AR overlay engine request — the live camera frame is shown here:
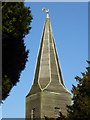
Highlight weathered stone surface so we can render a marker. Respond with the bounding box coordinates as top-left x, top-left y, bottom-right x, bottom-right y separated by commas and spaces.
26, 91, 71, 118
